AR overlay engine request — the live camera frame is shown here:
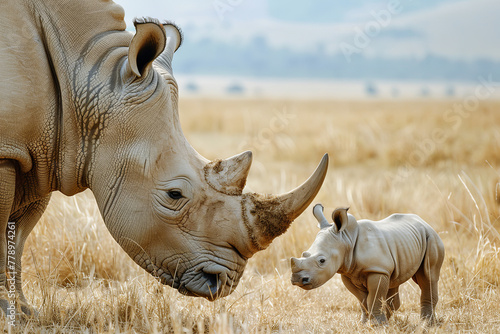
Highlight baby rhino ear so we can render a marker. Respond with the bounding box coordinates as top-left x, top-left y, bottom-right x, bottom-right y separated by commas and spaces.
313, 203, 331, 229
332, 207, 349, 233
